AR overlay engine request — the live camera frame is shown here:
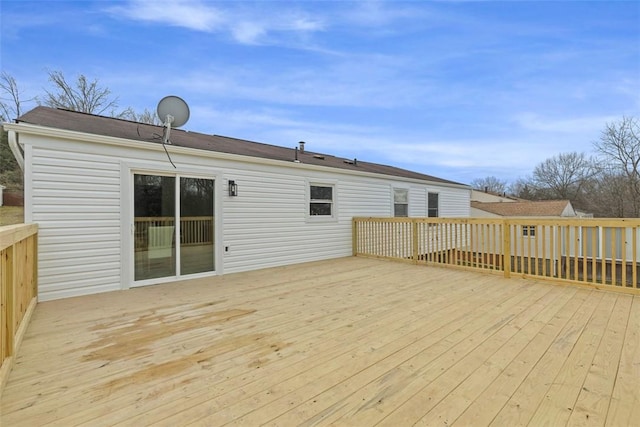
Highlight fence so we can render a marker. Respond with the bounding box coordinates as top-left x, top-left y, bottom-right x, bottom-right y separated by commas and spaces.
353, 217, 640, 294
0, 224, 38, 396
